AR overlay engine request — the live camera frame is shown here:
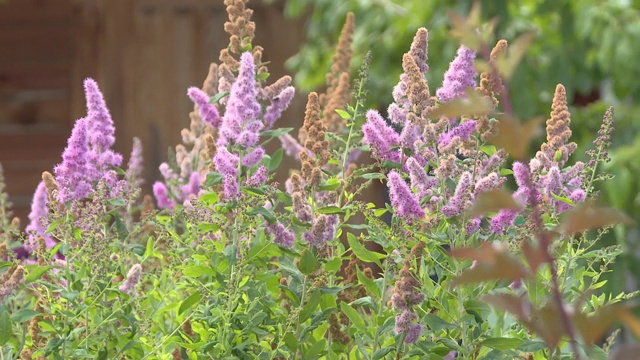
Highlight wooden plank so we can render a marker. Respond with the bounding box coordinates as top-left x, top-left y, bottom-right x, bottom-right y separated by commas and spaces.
0, 60, 70, 90
0, 90, 70, 126
0, 132, 68, 162
0, 0, 71, 24
0, 24, 71, 62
